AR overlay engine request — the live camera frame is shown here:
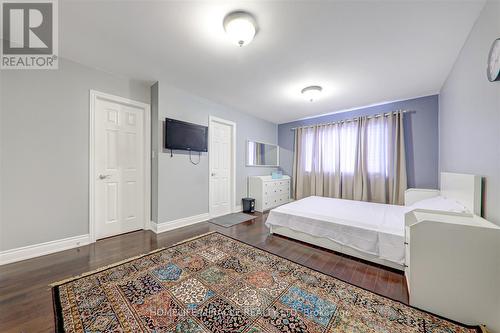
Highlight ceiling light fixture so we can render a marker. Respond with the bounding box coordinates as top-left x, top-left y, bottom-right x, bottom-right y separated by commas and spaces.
223, 11, 257, 47
301, 85, 323, 102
